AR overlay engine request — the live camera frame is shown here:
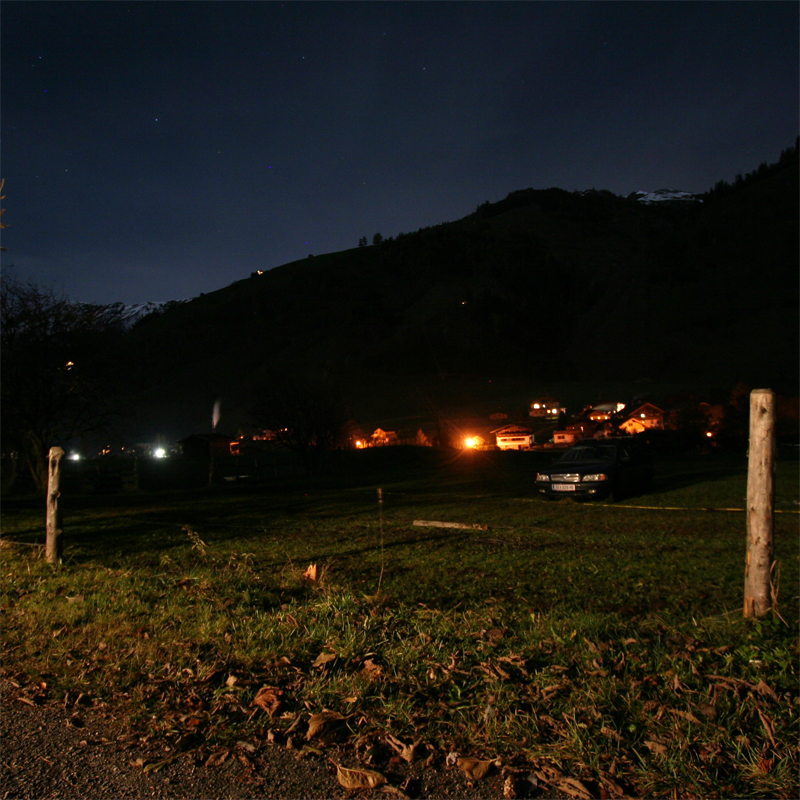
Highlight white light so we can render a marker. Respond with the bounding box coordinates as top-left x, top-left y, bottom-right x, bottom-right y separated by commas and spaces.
68, 453, 81, 461
465, 437, 477, 448
154, 448, 166, 459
